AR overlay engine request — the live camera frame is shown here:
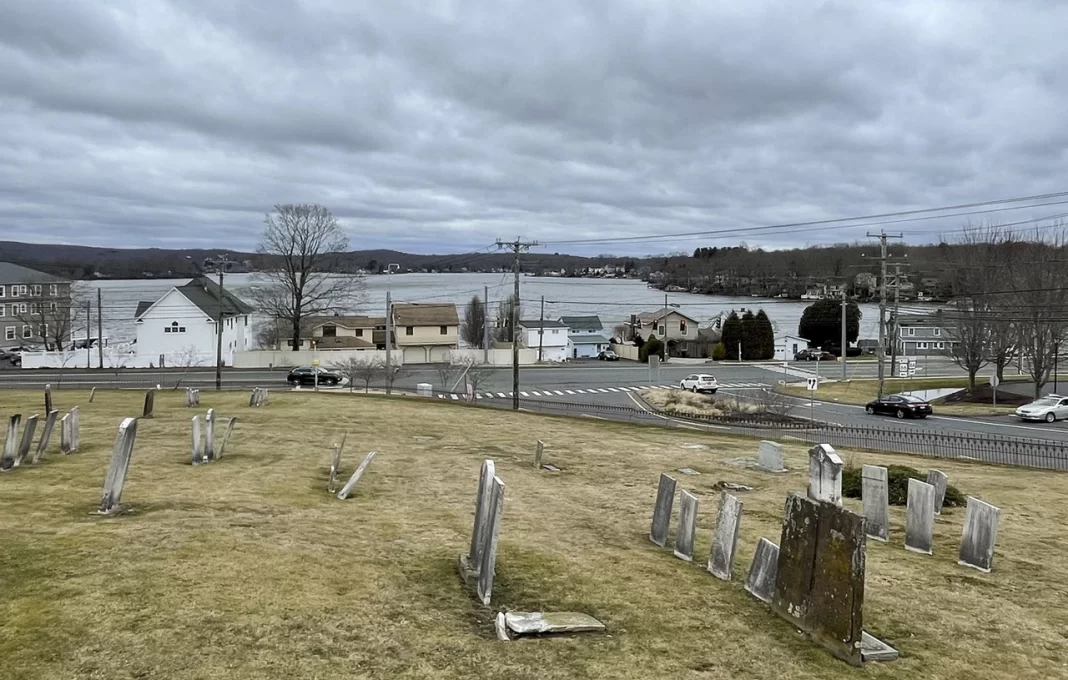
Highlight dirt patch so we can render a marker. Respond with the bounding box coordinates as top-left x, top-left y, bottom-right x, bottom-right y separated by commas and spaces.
939, 385, 1031, 406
